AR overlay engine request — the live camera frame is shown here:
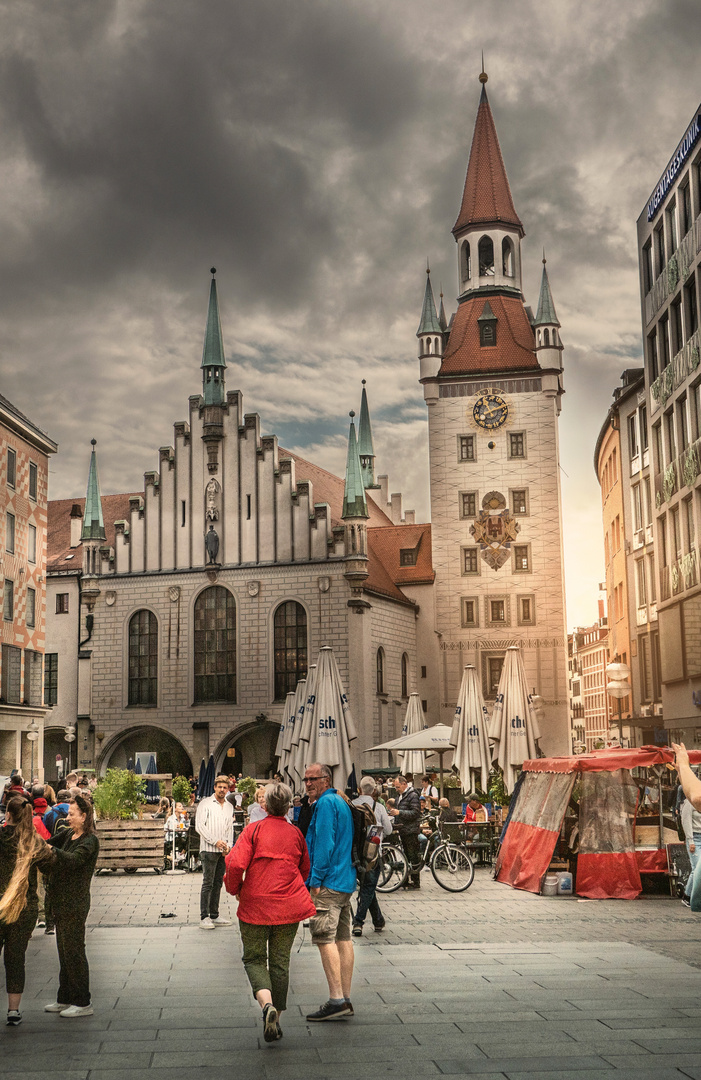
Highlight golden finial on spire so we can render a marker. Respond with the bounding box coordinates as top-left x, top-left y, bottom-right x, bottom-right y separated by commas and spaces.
479, 52, 488, 84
